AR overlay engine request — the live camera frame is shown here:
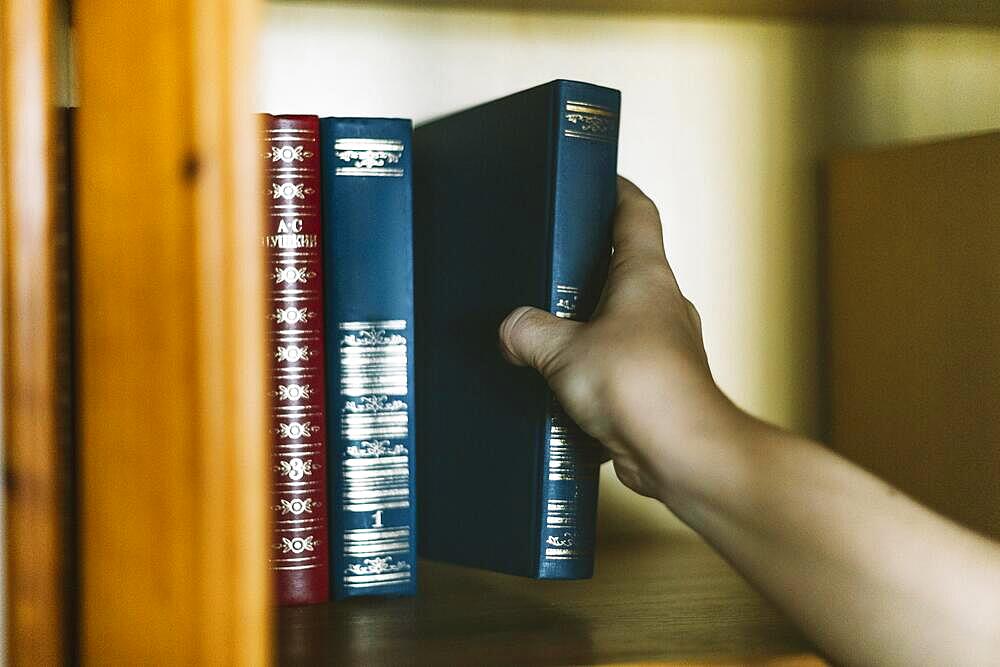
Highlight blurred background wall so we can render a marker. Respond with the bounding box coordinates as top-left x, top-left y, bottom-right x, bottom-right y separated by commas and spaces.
259, 2, 1000, 539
